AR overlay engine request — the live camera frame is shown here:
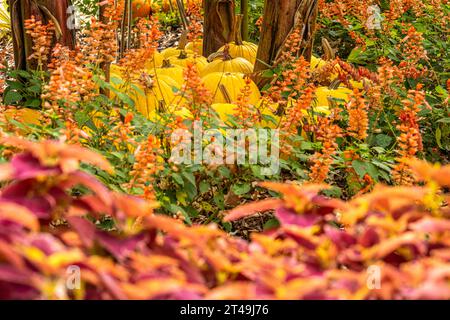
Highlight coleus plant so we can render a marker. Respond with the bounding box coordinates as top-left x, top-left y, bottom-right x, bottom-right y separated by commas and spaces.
0, 136, 448, 300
